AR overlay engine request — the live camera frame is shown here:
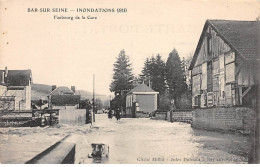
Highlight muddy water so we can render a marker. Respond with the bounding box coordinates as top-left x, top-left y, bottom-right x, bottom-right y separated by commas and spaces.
0, 124, 91, 163
76, 114, 250, 164
0, 114, 251, 164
